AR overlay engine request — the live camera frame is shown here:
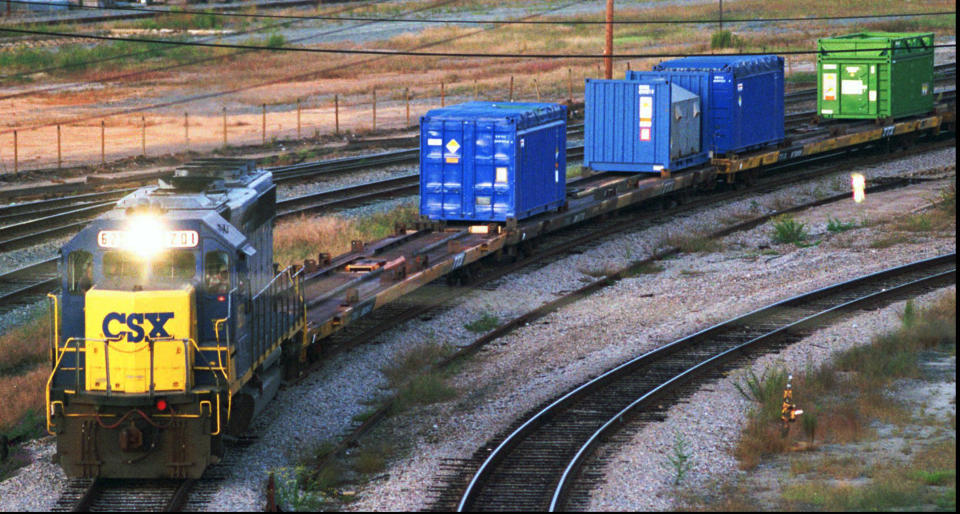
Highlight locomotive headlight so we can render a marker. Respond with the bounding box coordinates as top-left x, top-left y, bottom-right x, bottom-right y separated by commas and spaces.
126, 214, 166, 258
